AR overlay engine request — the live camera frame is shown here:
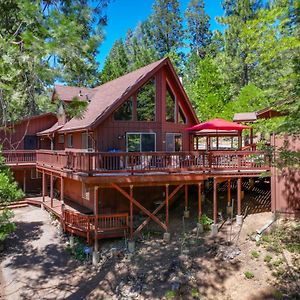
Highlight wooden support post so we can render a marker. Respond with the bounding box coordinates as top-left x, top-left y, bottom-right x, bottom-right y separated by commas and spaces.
250, 128, 254, 146
94, 187, 99, 252
237, 178, 242, 215
213, 178, 218, 224
130, 185, 133, 240
185, 185, 188, 211
238, 133, 242, 149
42, 171, 45, 202
60, 176, 64, 203
165, 184, 169, 231
227, 179, 231, 206
198, 182, 202, 220
50, 173, 53, 208
23, 170, 26, 194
